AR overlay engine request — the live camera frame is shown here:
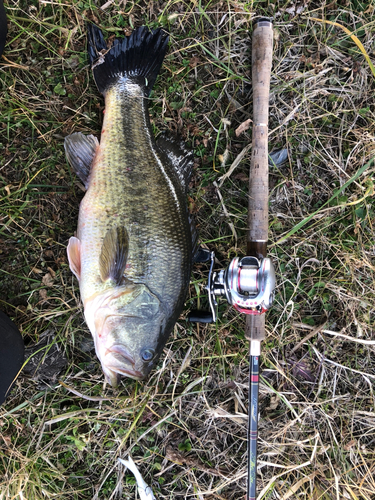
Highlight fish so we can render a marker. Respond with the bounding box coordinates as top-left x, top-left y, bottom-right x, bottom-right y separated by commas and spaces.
64, 24, 196, 386
118, 456, 156, 500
